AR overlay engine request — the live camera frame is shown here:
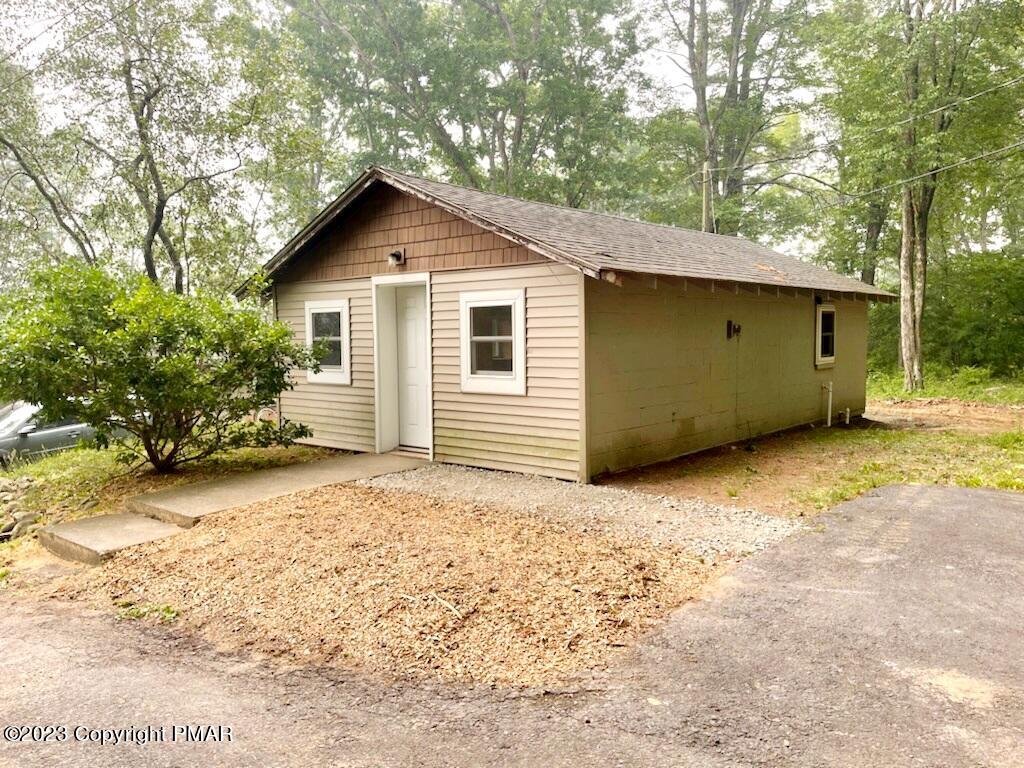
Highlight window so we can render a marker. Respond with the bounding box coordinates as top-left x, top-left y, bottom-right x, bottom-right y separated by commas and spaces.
459, 289, 526, 395
305, 299, 351, 384
816, 303, 836, 367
